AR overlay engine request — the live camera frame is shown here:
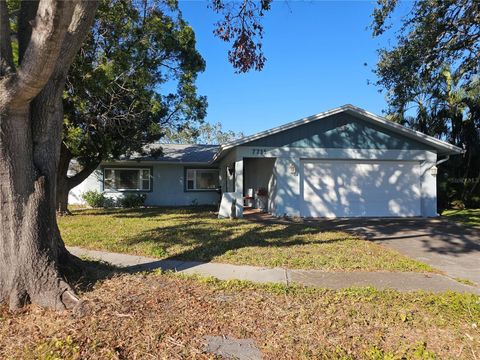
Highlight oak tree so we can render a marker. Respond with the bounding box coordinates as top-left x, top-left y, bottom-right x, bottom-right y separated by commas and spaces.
0, 0, 100, 311
57, 0, 207, 214
0, 0, 271, 311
